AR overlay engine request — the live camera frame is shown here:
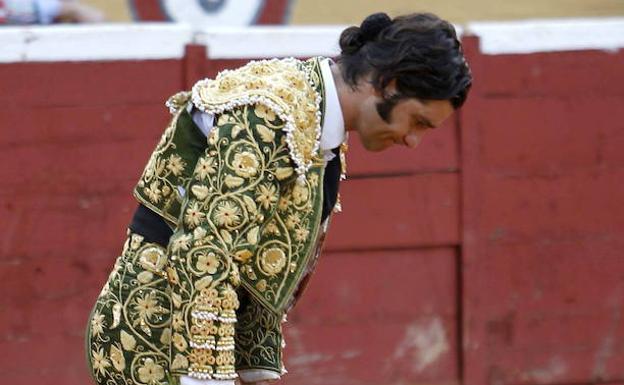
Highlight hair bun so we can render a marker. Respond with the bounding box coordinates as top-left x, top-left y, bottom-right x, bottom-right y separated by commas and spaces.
360, 12, 392, 41
339, 12, 392, 55
339, 26, 365, 55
